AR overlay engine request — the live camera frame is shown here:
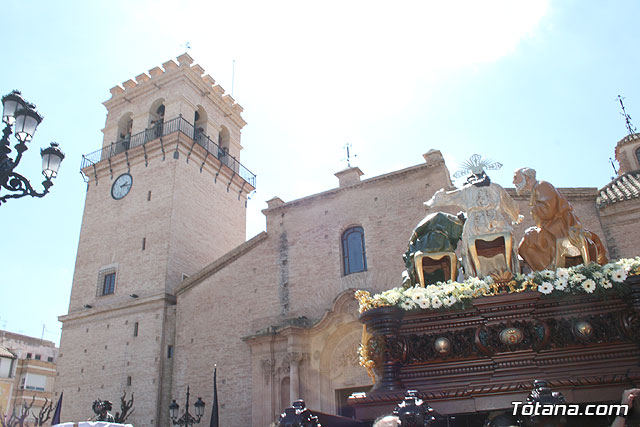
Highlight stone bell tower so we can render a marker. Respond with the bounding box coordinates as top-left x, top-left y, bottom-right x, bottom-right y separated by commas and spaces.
56, 54, 255, 426
597, 132, 640, 260
615, 132, 640, 174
